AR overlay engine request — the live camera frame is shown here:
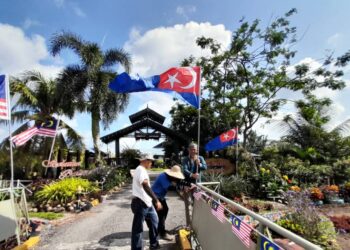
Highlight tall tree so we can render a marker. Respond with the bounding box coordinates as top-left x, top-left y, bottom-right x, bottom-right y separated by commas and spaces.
6, 71, 83, 147
0, 71, 83, 177
182, 9, 349, 147
50, 31, 131, 160
281, 94, 350, 164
